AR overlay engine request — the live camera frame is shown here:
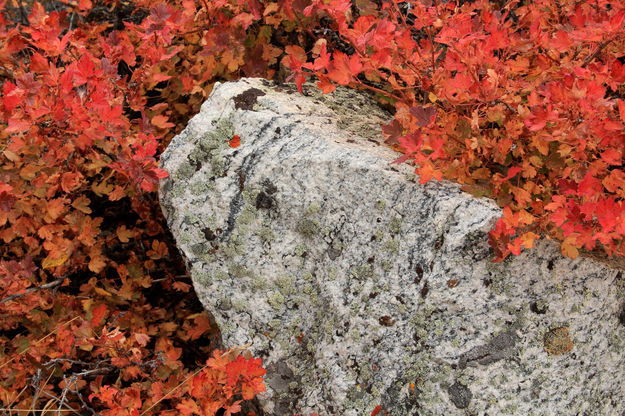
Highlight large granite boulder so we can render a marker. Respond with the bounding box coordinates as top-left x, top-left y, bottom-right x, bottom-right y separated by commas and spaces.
159, 78, 625, 416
